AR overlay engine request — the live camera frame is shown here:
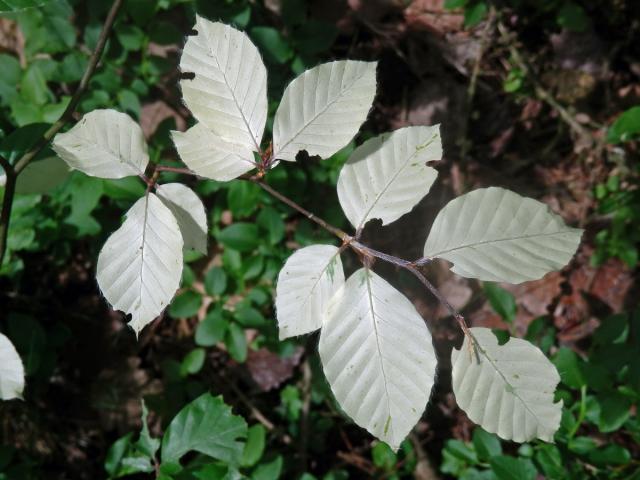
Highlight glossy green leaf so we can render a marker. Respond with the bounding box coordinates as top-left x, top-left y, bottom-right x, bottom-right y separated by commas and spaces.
161, 393, 247, 465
